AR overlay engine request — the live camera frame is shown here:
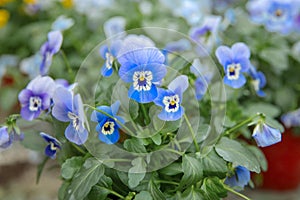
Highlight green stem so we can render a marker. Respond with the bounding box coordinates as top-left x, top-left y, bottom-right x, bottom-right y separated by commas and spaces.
60, 50, 74, 80
165, 148, 184, 156
224, 113, 264, 136
184, 114, 200, 152
84, 104, 136, 136
223, 184, 252, 200
103, 158, 132, 162
95, 185, 125, 199
140, 104, 150, 125
71, 142, 86, 155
